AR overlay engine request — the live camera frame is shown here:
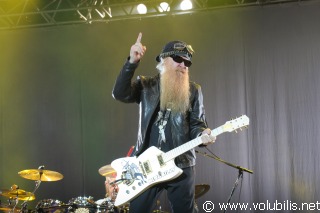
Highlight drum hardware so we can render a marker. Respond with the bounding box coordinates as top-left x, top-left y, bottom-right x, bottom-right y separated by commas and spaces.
16, 165, 64, 213
18, 166, 64, 182
0, 204, 21, 213
18, 166, 63, 210
67, 196, 98, 213
35, 199, 69, 213
195, 184, 210, 199
0, 199, 21, 212
94, 197, 115, 213
0, 188, 35, 201
0, 184, 35, 213
34, 196, 122, 213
